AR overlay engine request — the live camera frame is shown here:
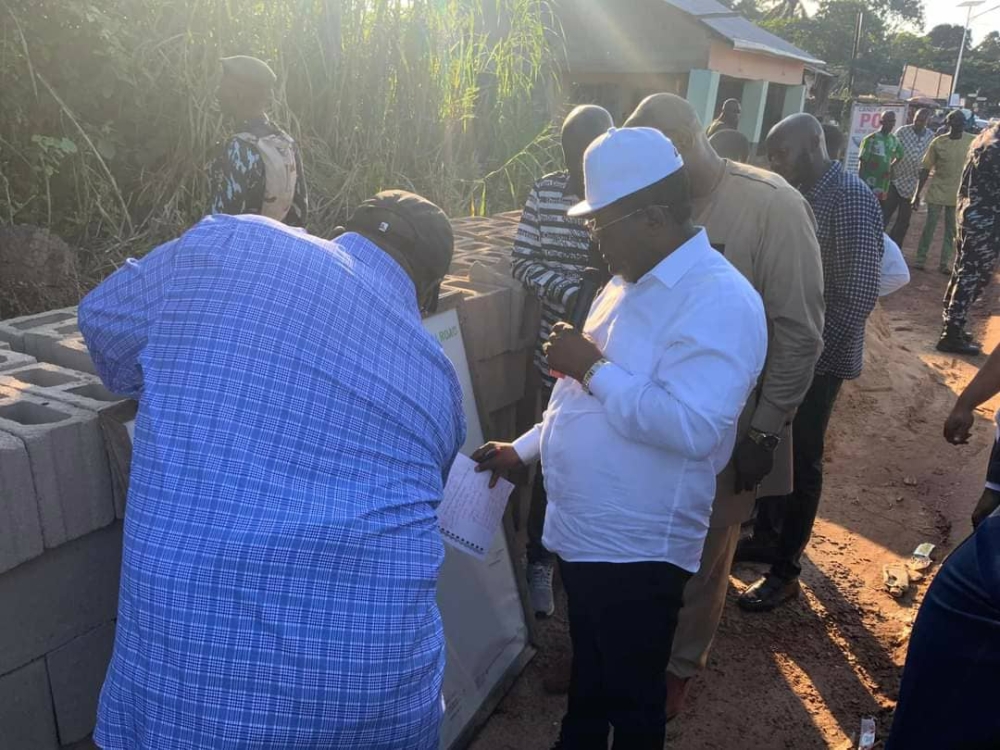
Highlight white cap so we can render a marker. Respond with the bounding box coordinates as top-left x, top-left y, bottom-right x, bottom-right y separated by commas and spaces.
567, 127, 685, 218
